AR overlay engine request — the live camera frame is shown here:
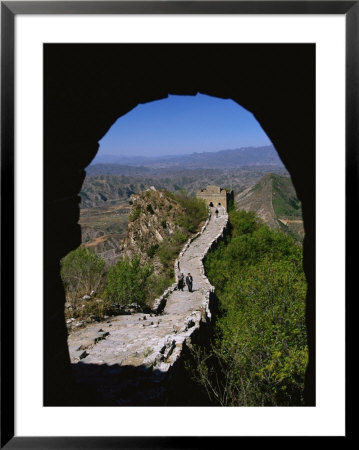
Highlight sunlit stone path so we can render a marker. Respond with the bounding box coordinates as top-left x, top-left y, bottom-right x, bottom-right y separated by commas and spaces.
68, 206, 228, 405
